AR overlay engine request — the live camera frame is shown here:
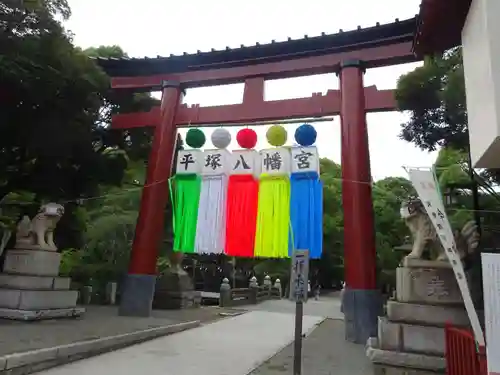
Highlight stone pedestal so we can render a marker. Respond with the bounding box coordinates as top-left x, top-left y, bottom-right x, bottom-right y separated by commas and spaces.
366, 259, 470, 374
0, 249, 84, 320
153, 269, 201, 309
152, 253, 200, 310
